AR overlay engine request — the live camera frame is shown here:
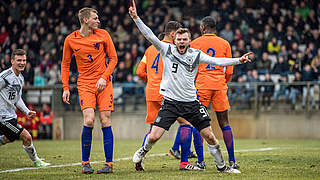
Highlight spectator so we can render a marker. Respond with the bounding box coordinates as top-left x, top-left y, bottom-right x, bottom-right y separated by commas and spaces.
289, 71, 303, 110
273, 74, 290, 105
283, 26, 299, 49
0, 0, 25, 22
267, 37, 281, 55
220, 23, 233, 43
33, 71, 45, 87
257, 52, 272, 74
272, 56, 289, 74
232, 28, 242, 46
301, 24, 313, 44
47, 64, 60, 85
39, 103, 53, 139
40, 33, 55, 54
311, 29, 320, 49
0, 0, 319, 95
301, 64, 316, 109
228, 75, 246, 106
0, 25, 9, 45
22, 62, 34, 86
311, 49, 320, 74
241, 70, 260, 109
64, 74, 78, 111
278, 45, 288, 60
261, 73, 274, 110
274, 23, 285, 43
249, 38, 262, 63
239, 20, 249, 36
306, 10, 319, 30
114, 61, 129, 83
264, 24, 274, 42
295, 1, 309, 20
